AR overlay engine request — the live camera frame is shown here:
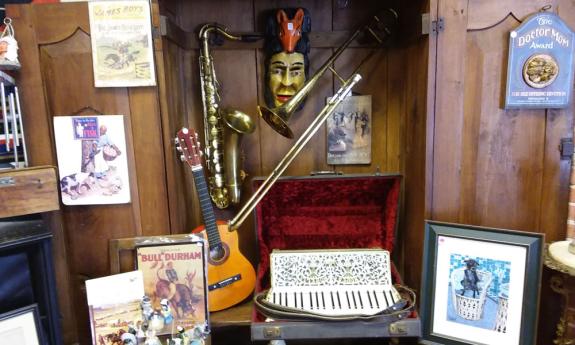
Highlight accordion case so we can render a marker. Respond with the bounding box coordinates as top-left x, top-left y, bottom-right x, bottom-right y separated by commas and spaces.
251, 173, 421, 340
